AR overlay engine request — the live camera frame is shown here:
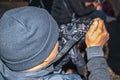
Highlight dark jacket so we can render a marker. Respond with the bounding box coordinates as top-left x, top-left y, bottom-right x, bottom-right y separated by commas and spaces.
29, 0, 54, 13
0, 47, 110, 80
51, 0, 95, 24
107, 14, 120, 75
